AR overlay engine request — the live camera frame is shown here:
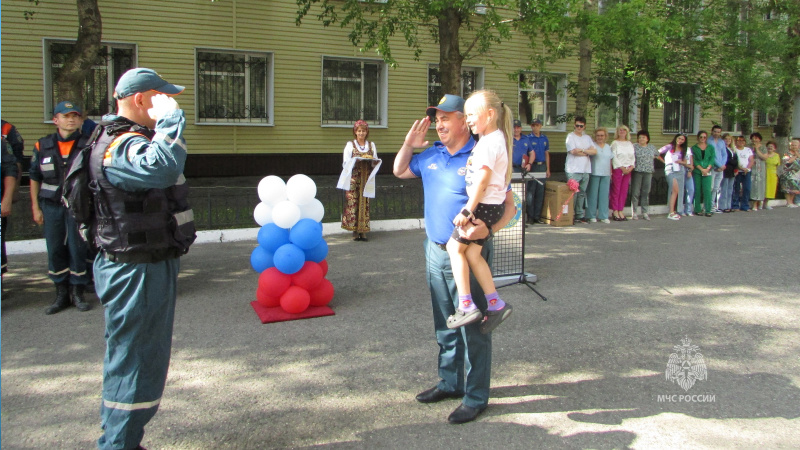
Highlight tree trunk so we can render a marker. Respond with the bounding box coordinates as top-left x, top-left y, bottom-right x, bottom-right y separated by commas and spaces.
619, 89, 631, 128
574, 2, 594, 118
54, 0, 102, 111
438, 8, 463, 97
640, 88, 651, 132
